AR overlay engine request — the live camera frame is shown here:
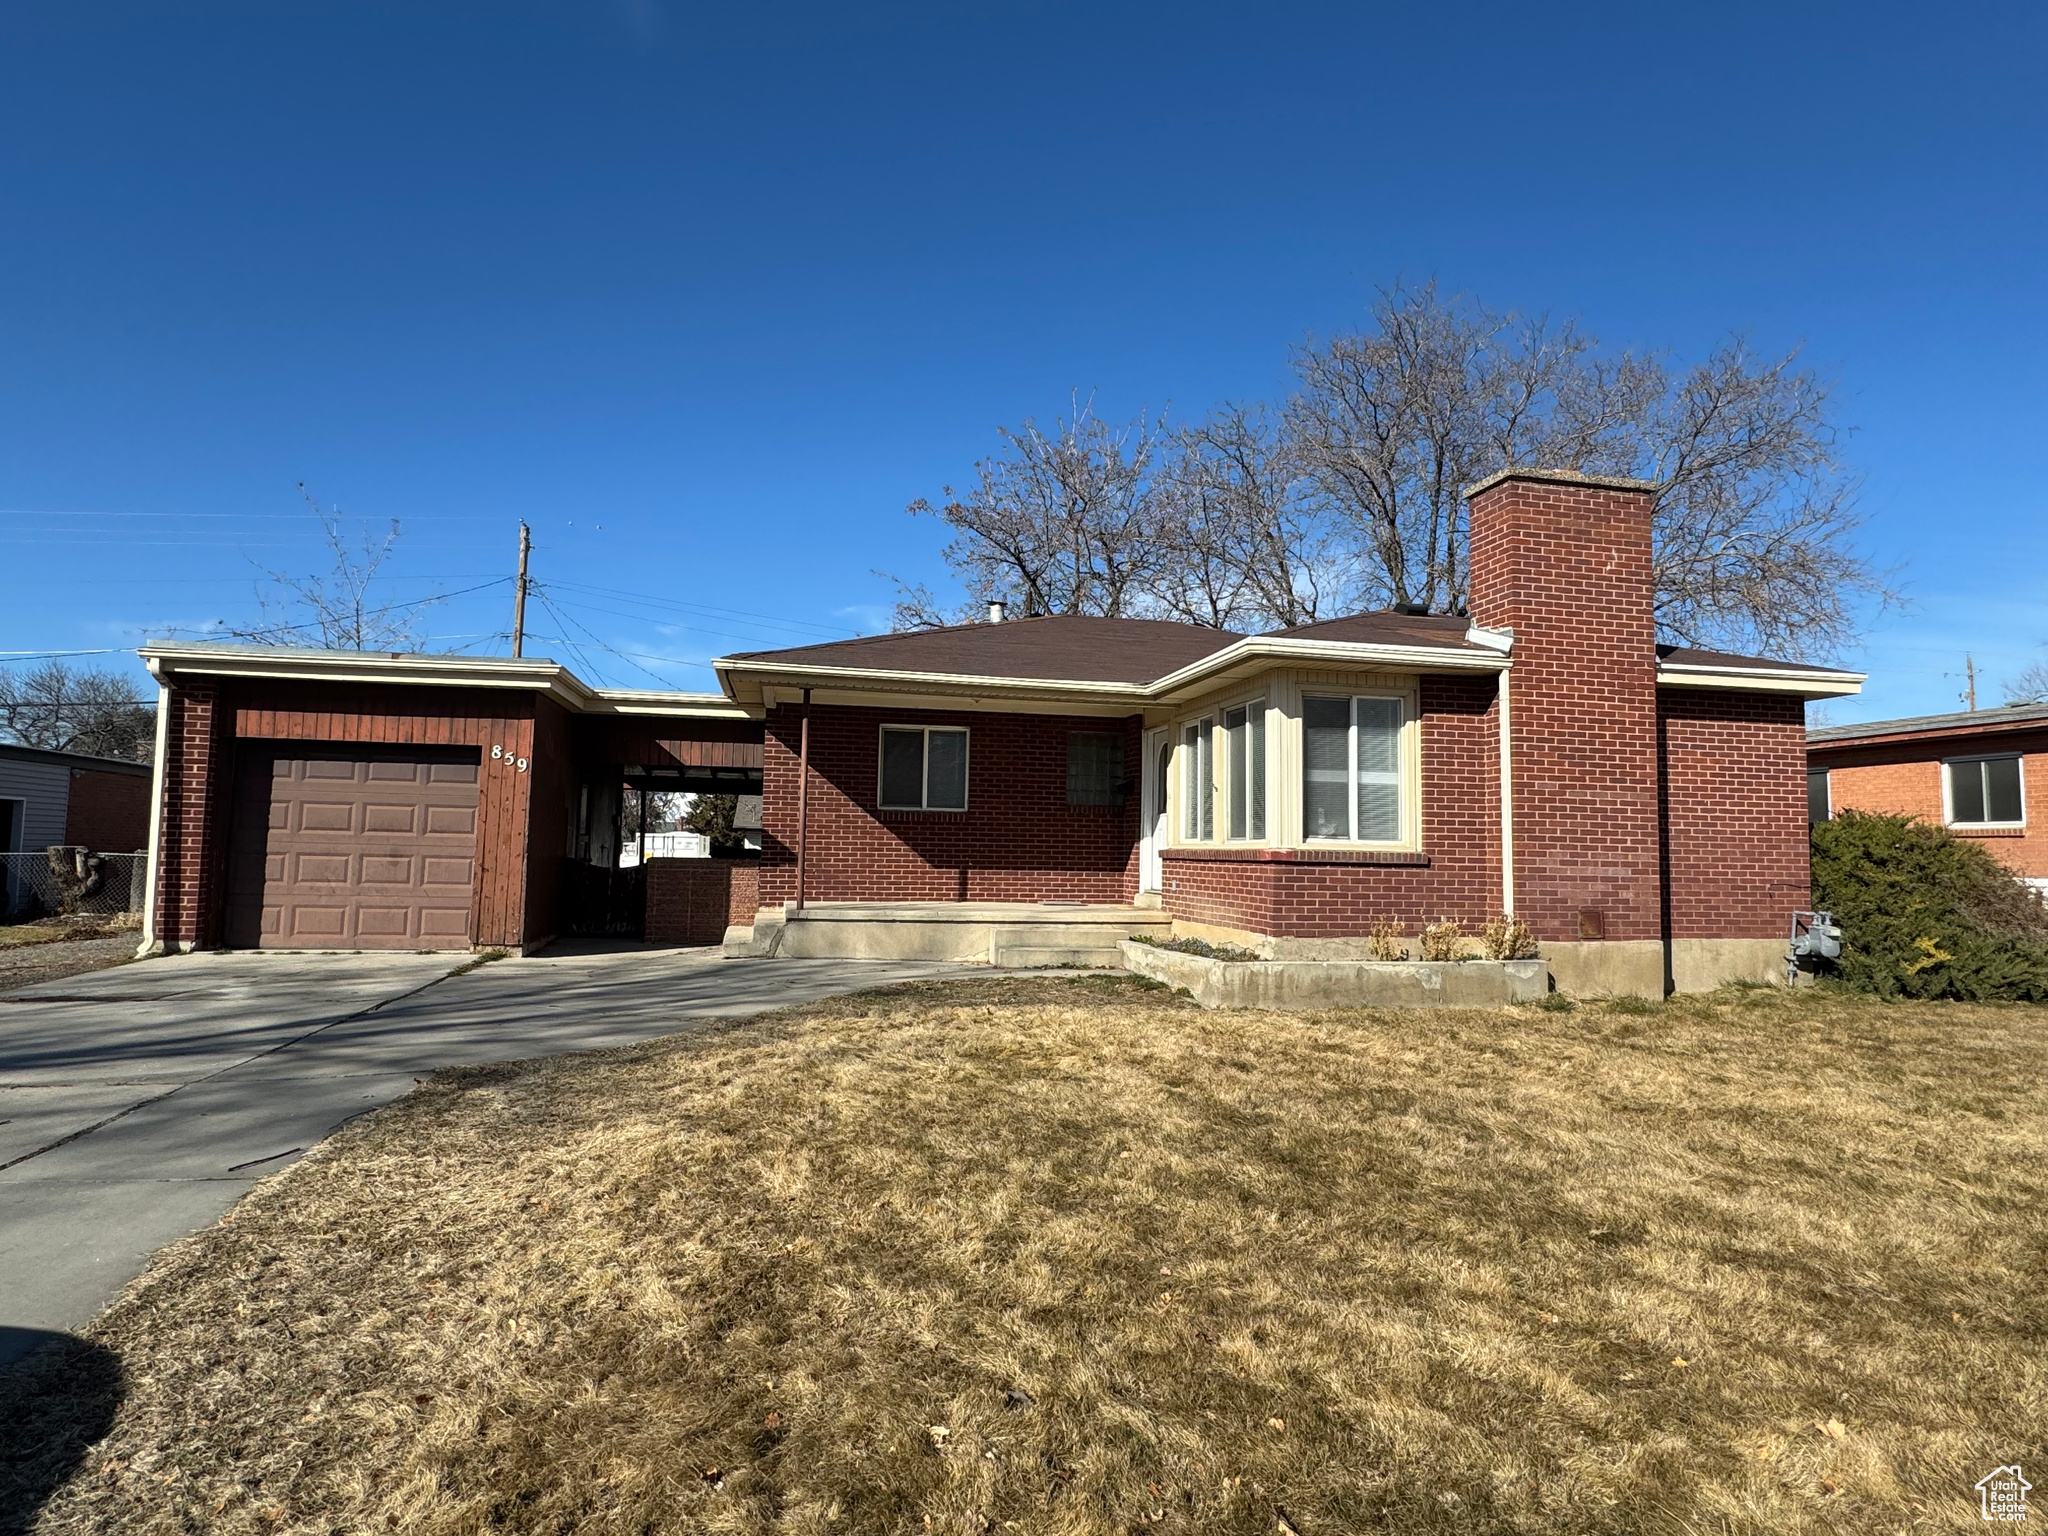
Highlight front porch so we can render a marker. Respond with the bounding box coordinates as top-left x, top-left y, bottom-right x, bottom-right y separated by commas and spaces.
737, 900, 1173, 967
